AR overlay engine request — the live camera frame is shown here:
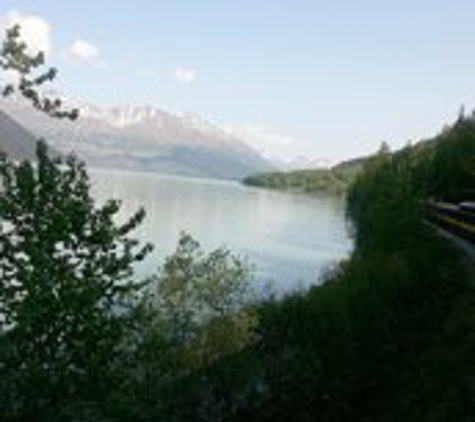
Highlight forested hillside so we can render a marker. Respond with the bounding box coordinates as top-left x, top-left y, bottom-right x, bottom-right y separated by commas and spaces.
242, 155, 366, 194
